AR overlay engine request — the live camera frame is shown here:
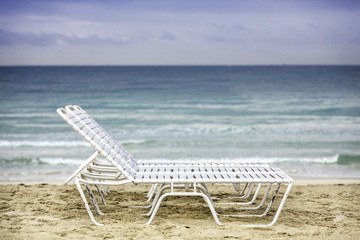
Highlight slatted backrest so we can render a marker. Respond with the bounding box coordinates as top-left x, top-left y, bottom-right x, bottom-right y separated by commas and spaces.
57, 105, 138, 181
